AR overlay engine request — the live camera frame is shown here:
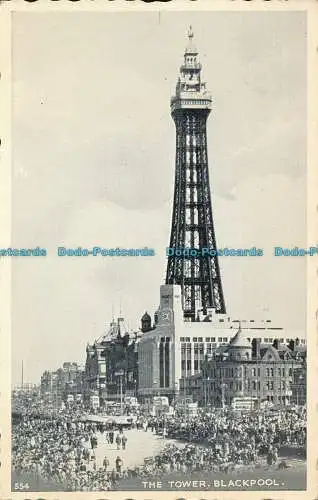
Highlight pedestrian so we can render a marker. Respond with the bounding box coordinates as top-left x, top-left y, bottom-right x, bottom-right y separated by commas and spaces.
109, 429, 114, 445
115, 456, 123, 474
115, 433, 121, 450
122, 434, 127, 450
103, 455, 110, 471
